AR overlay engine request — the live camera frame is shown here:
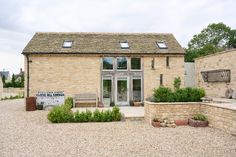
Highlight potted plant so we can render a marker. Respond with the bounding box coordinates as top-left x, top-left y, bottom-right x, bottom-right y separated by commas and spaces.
189, 113, 208, 127
36, 104, 44, 110
133, 100, 142, 107
174, 119, 188, 126
151, 118, 161, 127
